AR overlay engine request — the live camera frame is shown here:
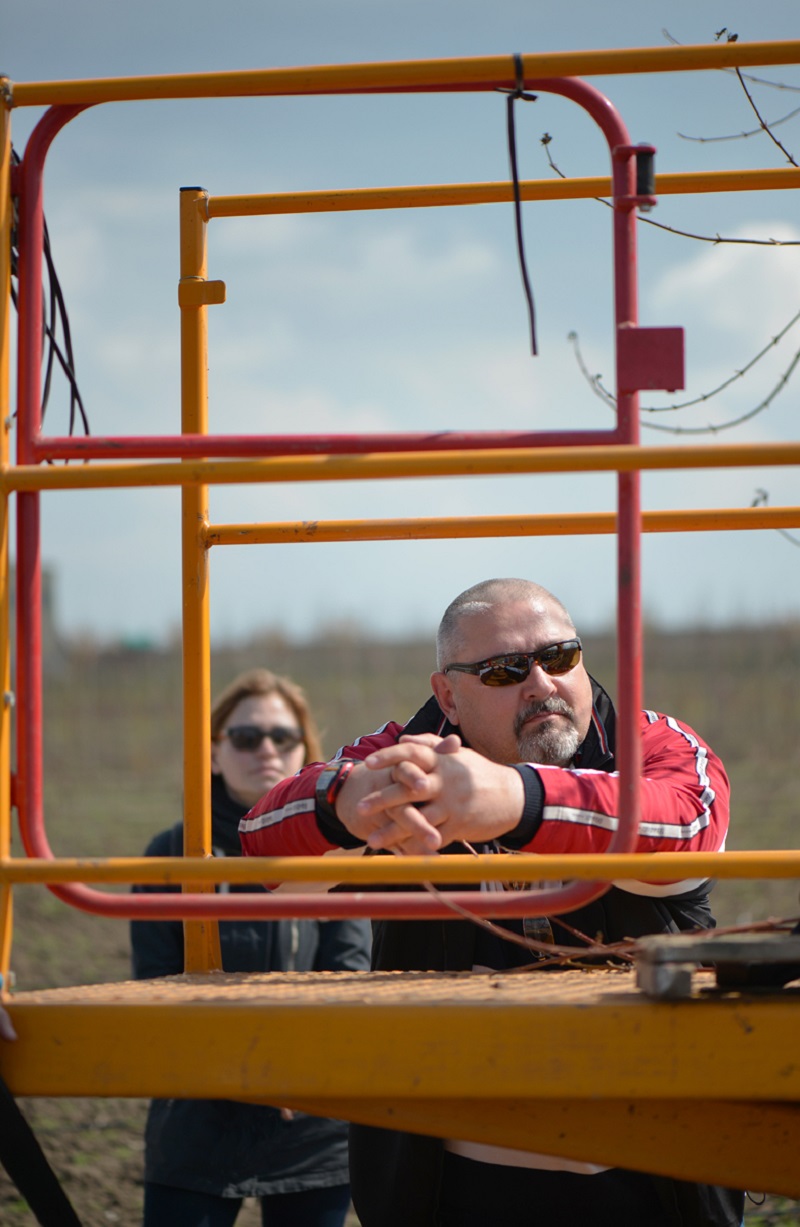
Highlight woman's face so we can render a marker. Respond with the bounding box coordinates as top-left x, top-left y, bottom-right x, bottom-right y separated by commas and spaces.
211, 692, 306, 808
